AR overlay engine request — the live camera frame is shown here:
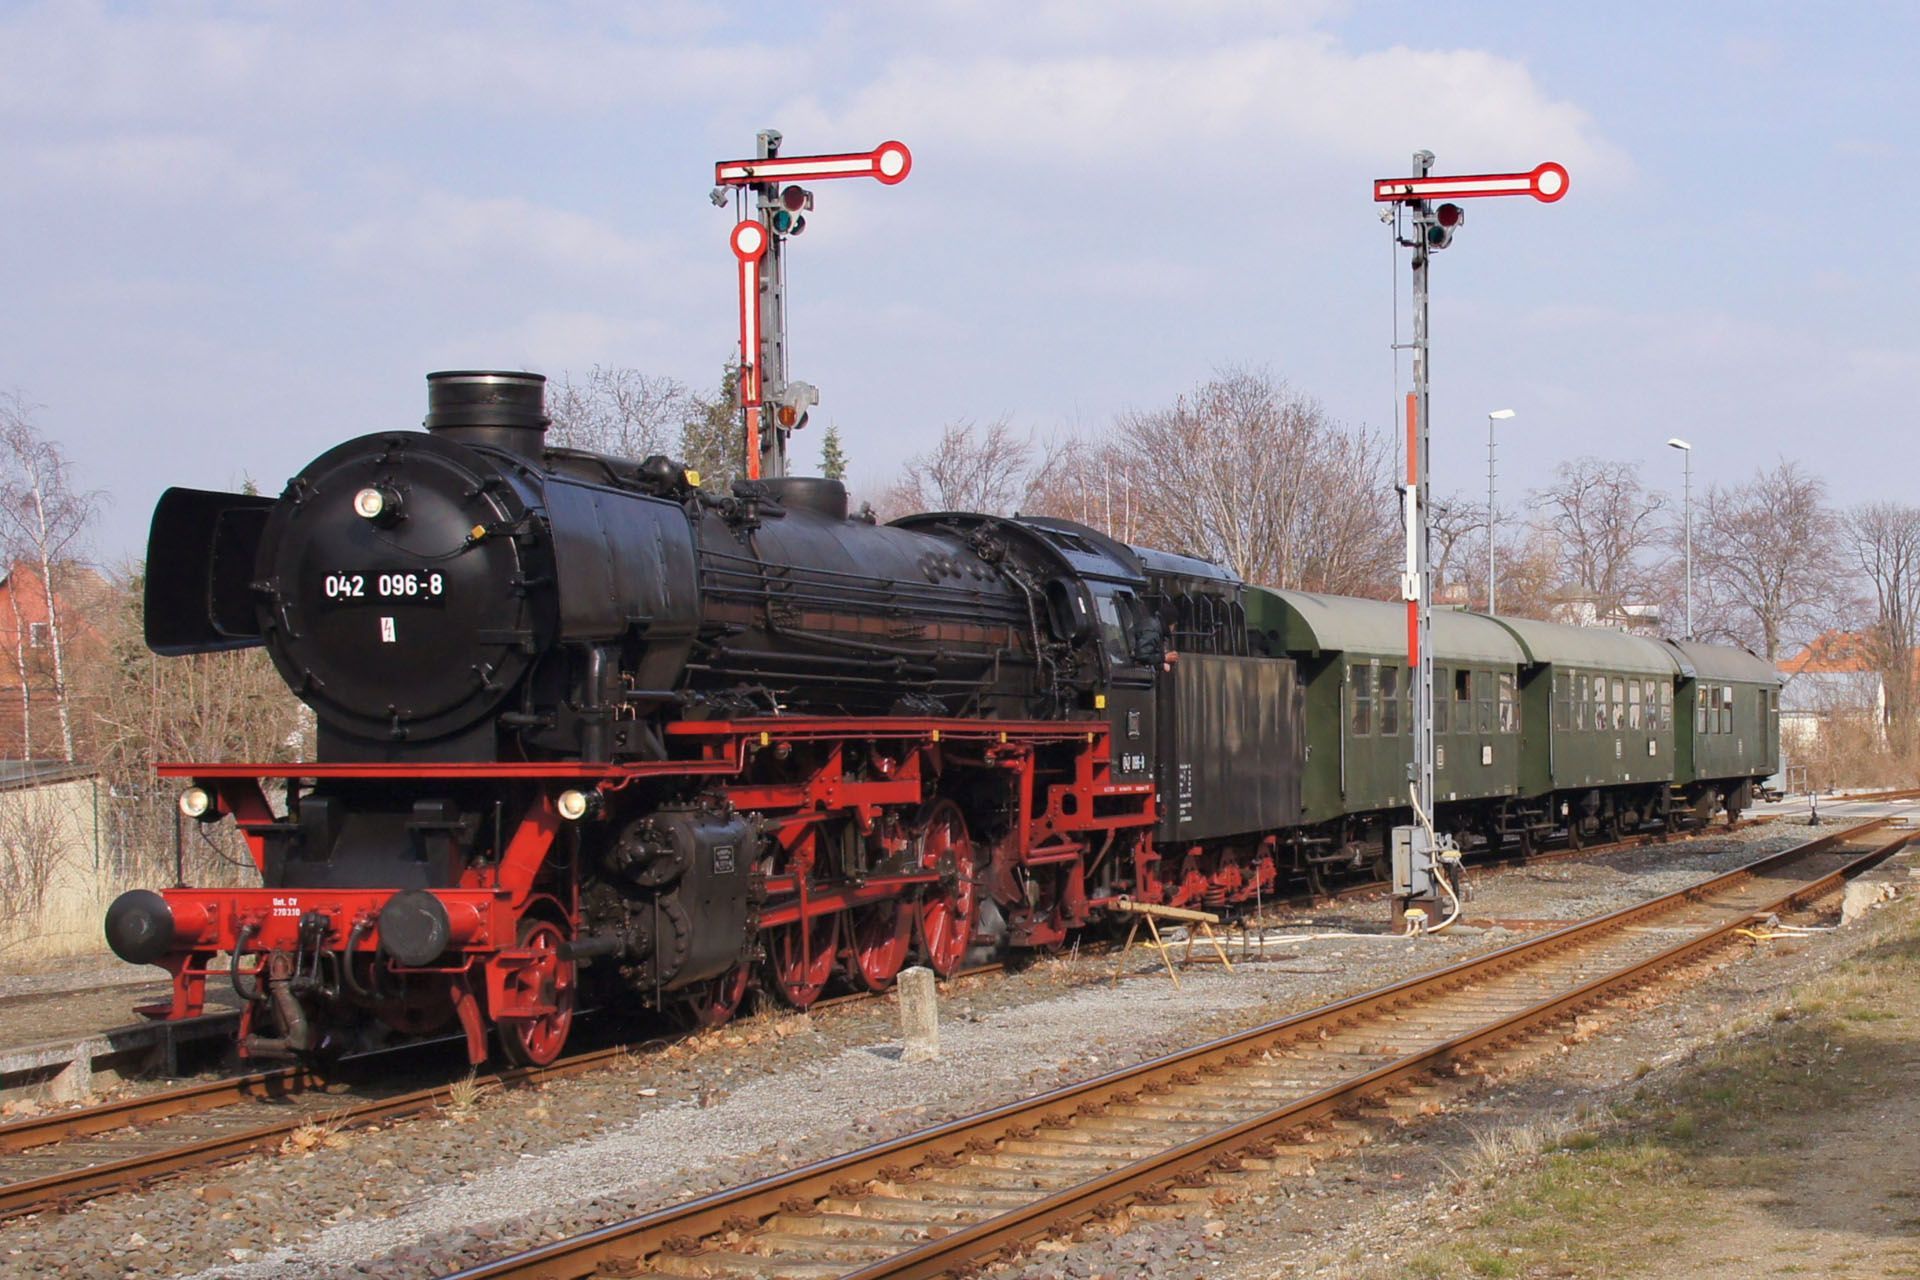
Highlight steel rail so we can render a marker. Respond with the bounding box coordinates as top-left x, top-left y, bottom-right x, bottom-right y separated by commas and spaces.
438, 818, 1907, 1280
0, 1045, 631, 1220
